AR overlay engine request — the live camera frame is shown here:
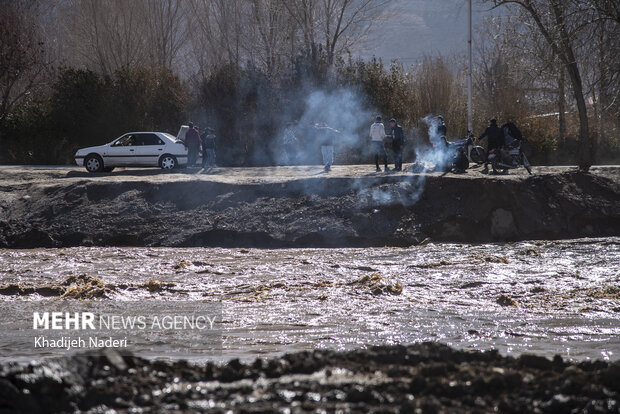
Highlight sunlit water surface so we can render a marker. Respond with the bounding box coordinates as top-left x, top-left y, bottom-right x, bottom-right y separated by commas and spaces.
1, 238, 619, 364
